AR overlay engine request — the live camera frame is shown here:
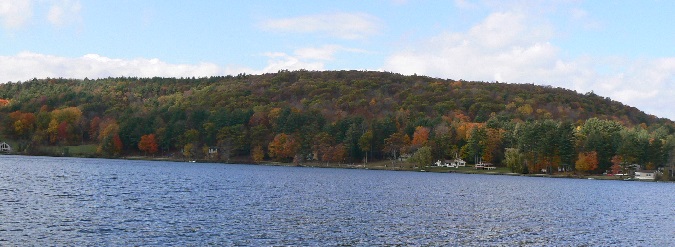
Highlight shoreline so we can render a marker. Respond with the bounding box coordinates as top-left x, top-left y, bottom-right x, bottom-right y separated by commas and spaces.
127, 155, 635, 181
1, 153, 655, 181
